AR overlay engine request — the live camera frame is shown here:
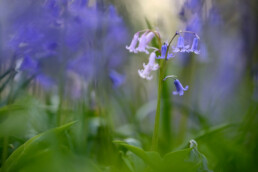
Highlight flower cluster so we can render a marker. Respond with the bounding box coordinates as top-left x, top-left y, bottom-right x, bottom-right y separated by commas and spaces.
126, 30, 200, 96
126, 31, 155, 54
173, 35, 200, 54
1, 0, 128, 95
